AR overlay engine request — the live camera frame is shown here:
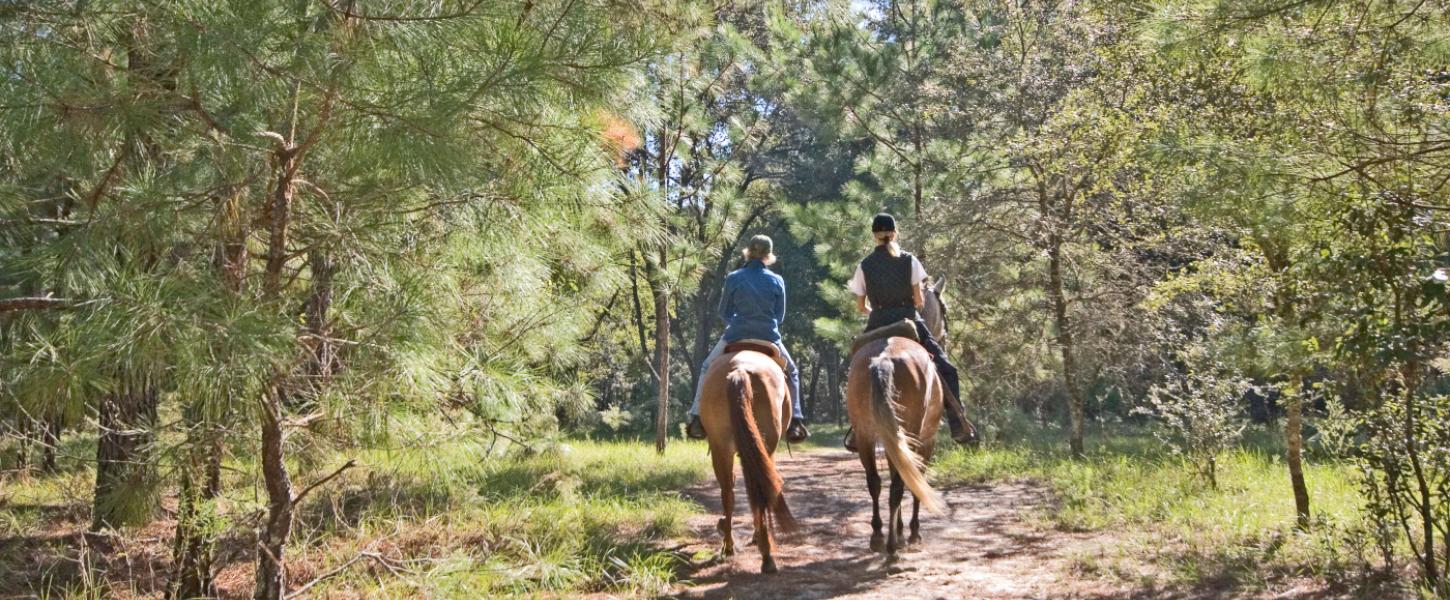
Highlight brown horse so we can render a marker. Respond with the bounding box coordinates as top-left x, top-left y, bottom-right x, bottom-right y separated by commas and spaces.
698, 343, 798, 573
846, 333, 947, 556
